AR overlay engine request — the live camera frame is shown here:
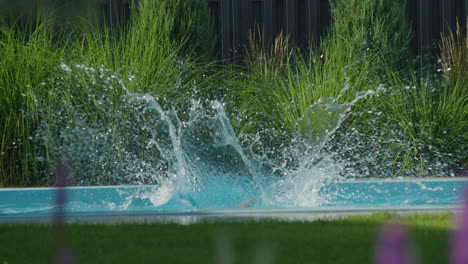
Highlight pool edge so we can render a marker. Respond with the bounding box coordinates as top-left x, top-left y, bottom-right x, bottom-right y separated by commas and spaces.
0, 205, 461, 224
